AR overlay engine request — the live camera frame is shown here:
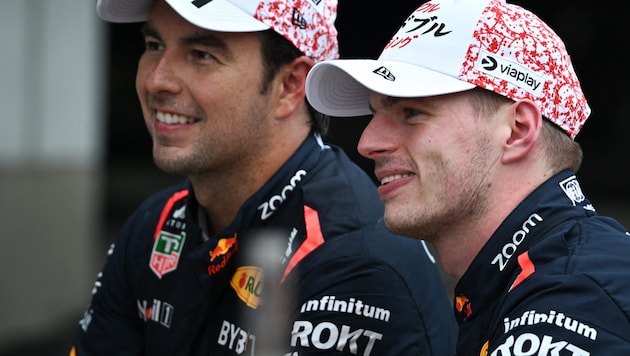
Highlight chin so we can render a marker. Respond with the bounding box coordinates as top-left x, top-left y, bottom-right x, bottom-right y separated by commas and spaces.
153, 158, 187, 175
